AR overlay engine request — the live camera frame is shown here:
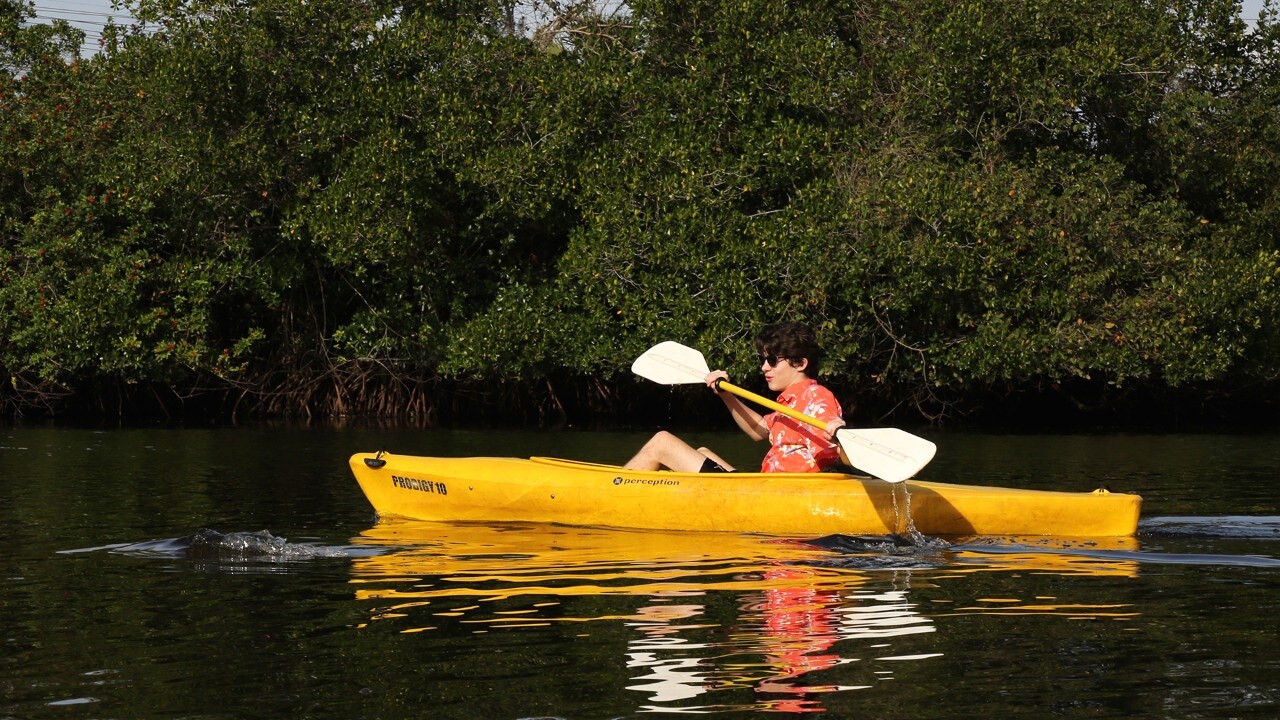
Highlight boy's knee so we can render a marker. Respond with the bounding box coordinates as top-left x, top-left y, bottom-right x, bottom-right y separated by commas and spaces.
637, 431, 673, 456
651, 430, 677, 446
